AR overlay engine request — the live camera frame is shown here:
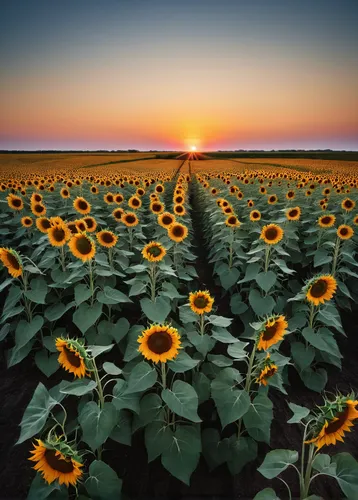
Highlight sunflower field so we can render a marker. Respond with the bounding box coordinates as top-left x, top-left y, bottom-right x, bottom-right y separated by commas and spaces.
1, 154, 358, 499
